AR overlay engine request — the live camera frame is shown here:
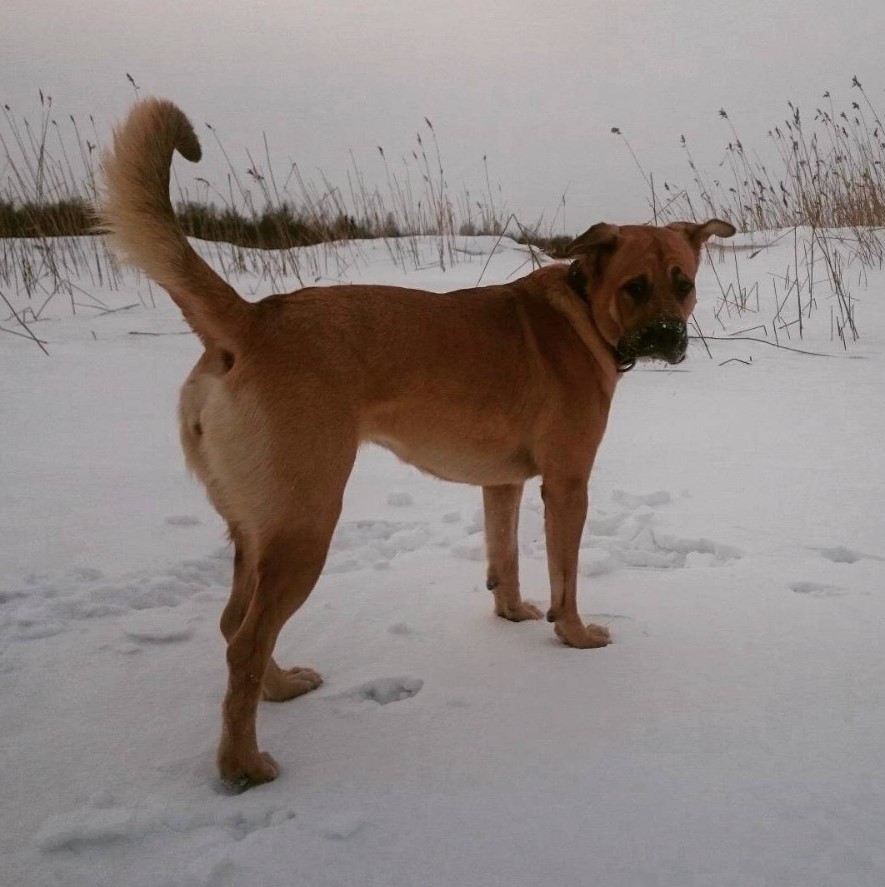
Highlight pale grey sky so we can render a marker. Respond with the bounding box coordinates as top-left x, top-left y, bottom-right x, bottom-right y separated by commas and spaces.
4, 0, 884, 230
